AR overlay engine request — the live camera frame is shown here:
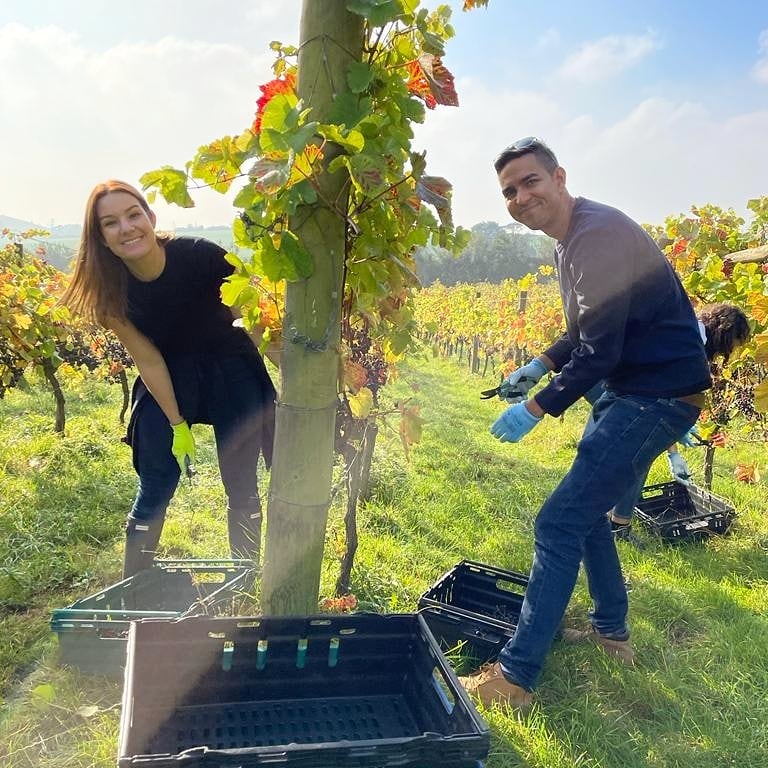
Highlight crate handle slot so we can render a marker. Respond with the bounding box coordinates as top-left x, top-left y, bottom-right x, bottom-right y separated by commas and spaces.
430, 666, 456, 714
296, 638, 308, 668
328, 636, 340, 667
222, 640, 234, 671
257, 639, 268, 670
236, 620, 261, 628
